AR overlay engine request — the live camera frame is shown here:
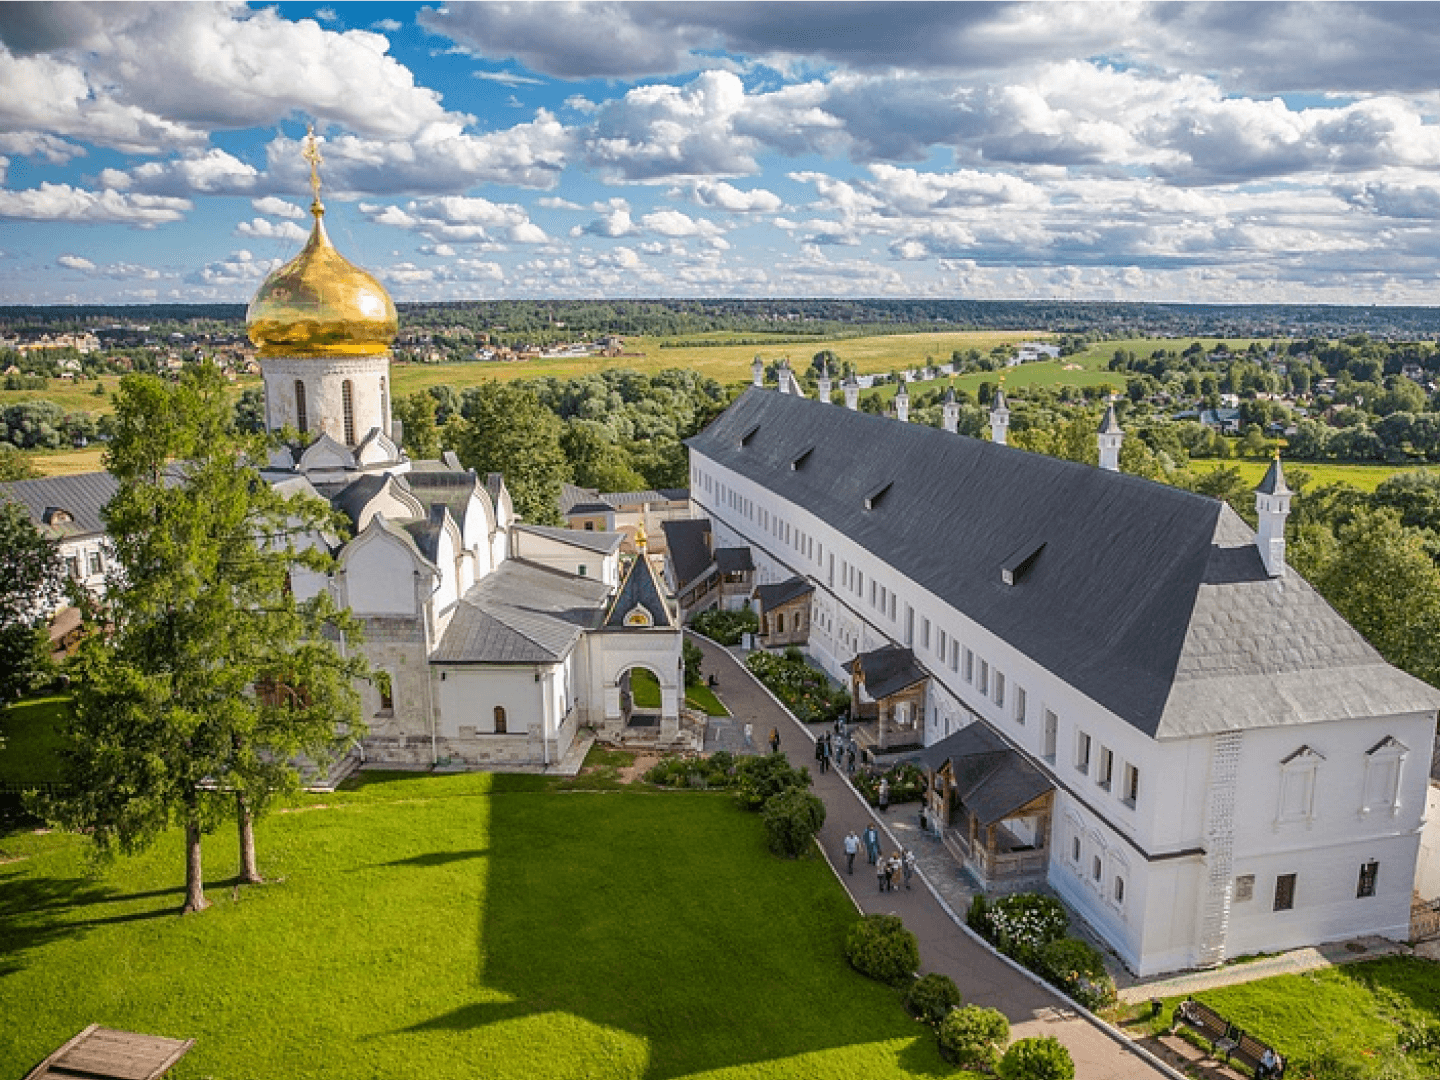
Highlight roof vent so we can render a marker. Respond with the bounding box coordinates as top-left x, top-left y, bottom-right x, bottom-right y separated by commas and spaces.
790, 446, 814, 471
863, 481, 893, 511
740, 422, 760, 447
1000, 539, 1045, 585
